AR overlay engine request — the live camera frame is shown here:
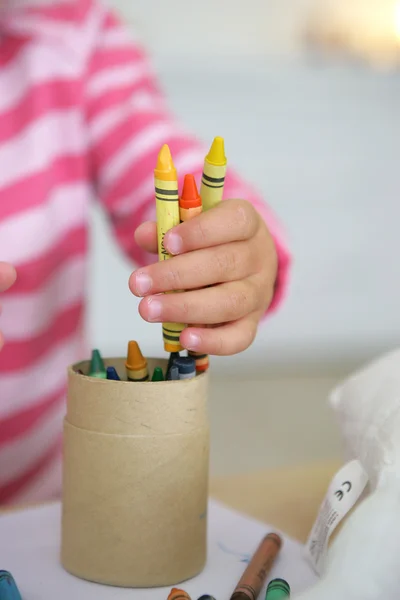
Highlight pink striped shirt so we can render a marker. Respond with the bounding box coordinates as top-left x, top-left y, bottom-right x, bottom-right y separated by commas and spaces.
0, 0, 291, 505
